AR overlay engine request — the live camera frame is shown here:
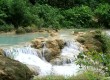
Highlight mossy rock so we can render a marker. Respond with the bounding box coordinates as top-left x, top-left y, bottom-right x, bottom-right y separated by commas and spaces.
16, 27, 26, 34
0, 49, 4, 56
76, 30, 103, 52
0, 56, 33, 80
77, 37, 86, 44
